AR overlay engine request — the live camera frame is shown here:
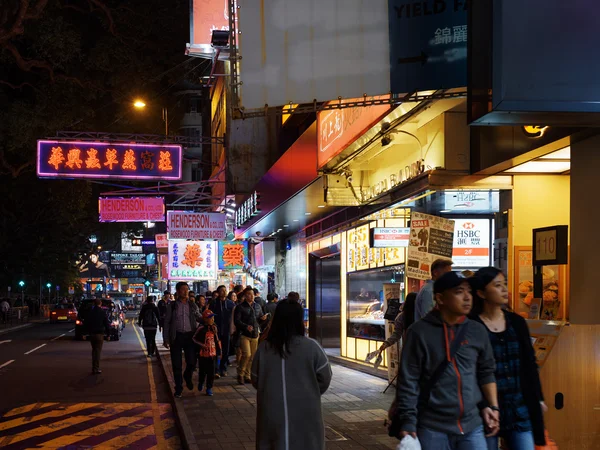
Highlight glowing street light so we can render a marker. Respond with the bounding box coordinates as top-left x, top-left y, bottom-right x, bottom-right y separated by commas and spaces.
132, 99, 168, 136
133, 100, 146, 109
